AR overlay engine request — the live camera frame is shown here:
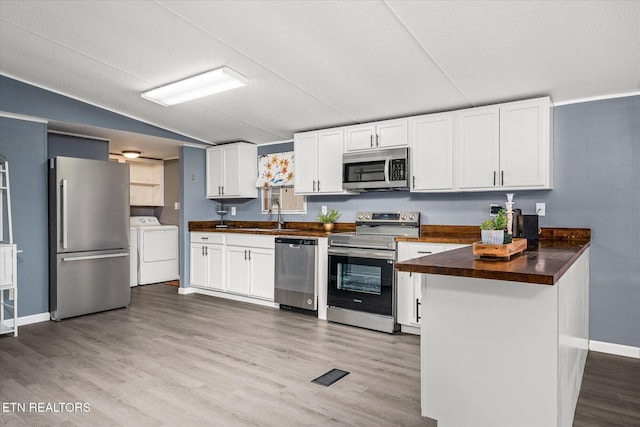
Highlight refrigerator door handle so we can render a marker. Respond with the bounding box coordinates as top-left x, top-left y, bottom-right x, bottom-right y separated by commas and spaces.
62, 253, 129, 262
61, 179, 68, 249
